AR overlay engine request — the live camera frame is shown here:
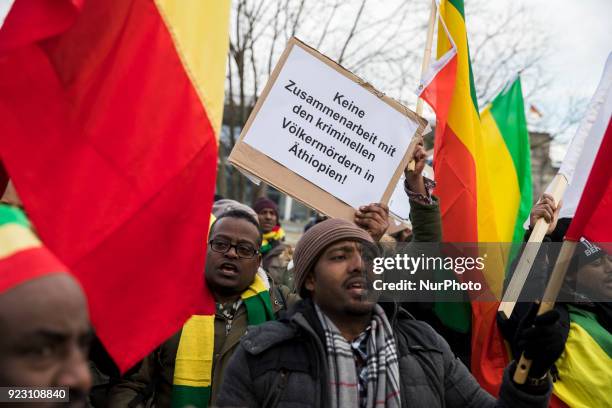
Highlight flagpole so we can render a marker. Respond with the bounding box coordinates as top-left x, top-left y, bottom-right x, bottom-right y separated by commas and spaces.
500, 53, 610, 319
498, 173, 569, 319
513, 239, 577, 384
408, 0, 437, 171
